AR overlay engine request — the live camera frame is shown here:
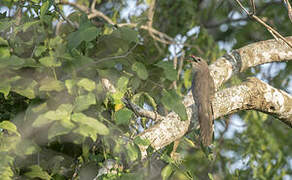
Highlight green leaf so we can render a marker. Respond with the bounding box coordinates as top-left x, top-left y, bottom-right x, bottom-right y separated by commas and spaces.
134, 136, 151, 146
74, 93, 96, 112
161, 165, 173, 180
40, 1, 50, 20
0, 20, 14, 32
0, 121, 20, 136
115, 108, 133, 125
126, 143, 139, 162
155, 61, 177, 81
65, 79, 76, 95
111, 91, 124, 105
161, 90, 187, 121
15, 139, 39, 156
34, 46, 46, 57
67, 23, 100, 50
33, 104, 73, 127
49, 36, 63, 49
45, 104, 73, 120
0, 83, 11, 98
132, 62, 148, 80
39, 56, 61, 67
0, 47, 10, 58
72, 113, 109, 136
145, 0, 153, 5
184, 68, 192, 89
143, 92, 157, 110
32, 115, 53, 127
77, 78, 96, 91
119, 27, 138, 42
0, 37, 8, 45
208, 173, 215, 180
39, 80, 64, 92
117, 76, 129, 91
48, 121, 75, 140
13, 80, 37, 99
0, 55, 25, 68
24, 165, 51, 180
22, 20, 39, 32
